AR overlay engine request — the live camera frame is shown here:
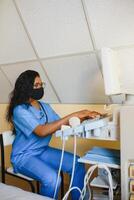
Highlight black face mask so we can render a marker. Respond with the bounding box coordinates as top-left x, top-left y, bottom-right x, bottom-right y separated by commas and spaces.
30, 87, 44, 100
